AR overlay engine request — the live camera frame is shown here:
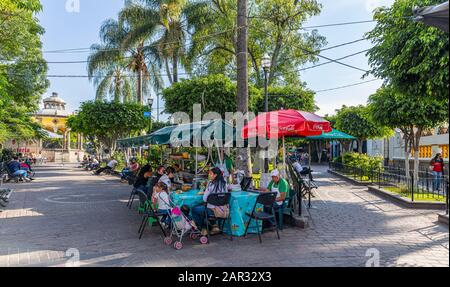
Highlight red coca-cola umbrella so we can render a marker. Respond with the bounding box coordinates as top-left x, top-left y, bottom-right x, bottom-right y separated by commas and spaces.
242, 109, 332, 139
242, 110, 332, 177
